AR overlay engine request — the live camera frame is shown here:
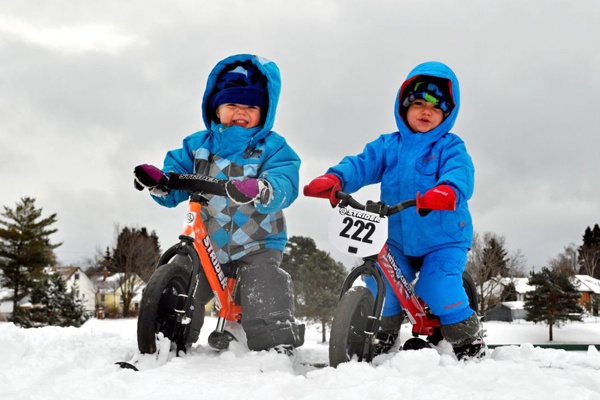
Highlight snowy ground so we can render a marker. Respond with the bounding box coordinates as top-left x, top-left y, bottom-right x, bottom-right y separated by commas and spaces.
1, 317, 599, 400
